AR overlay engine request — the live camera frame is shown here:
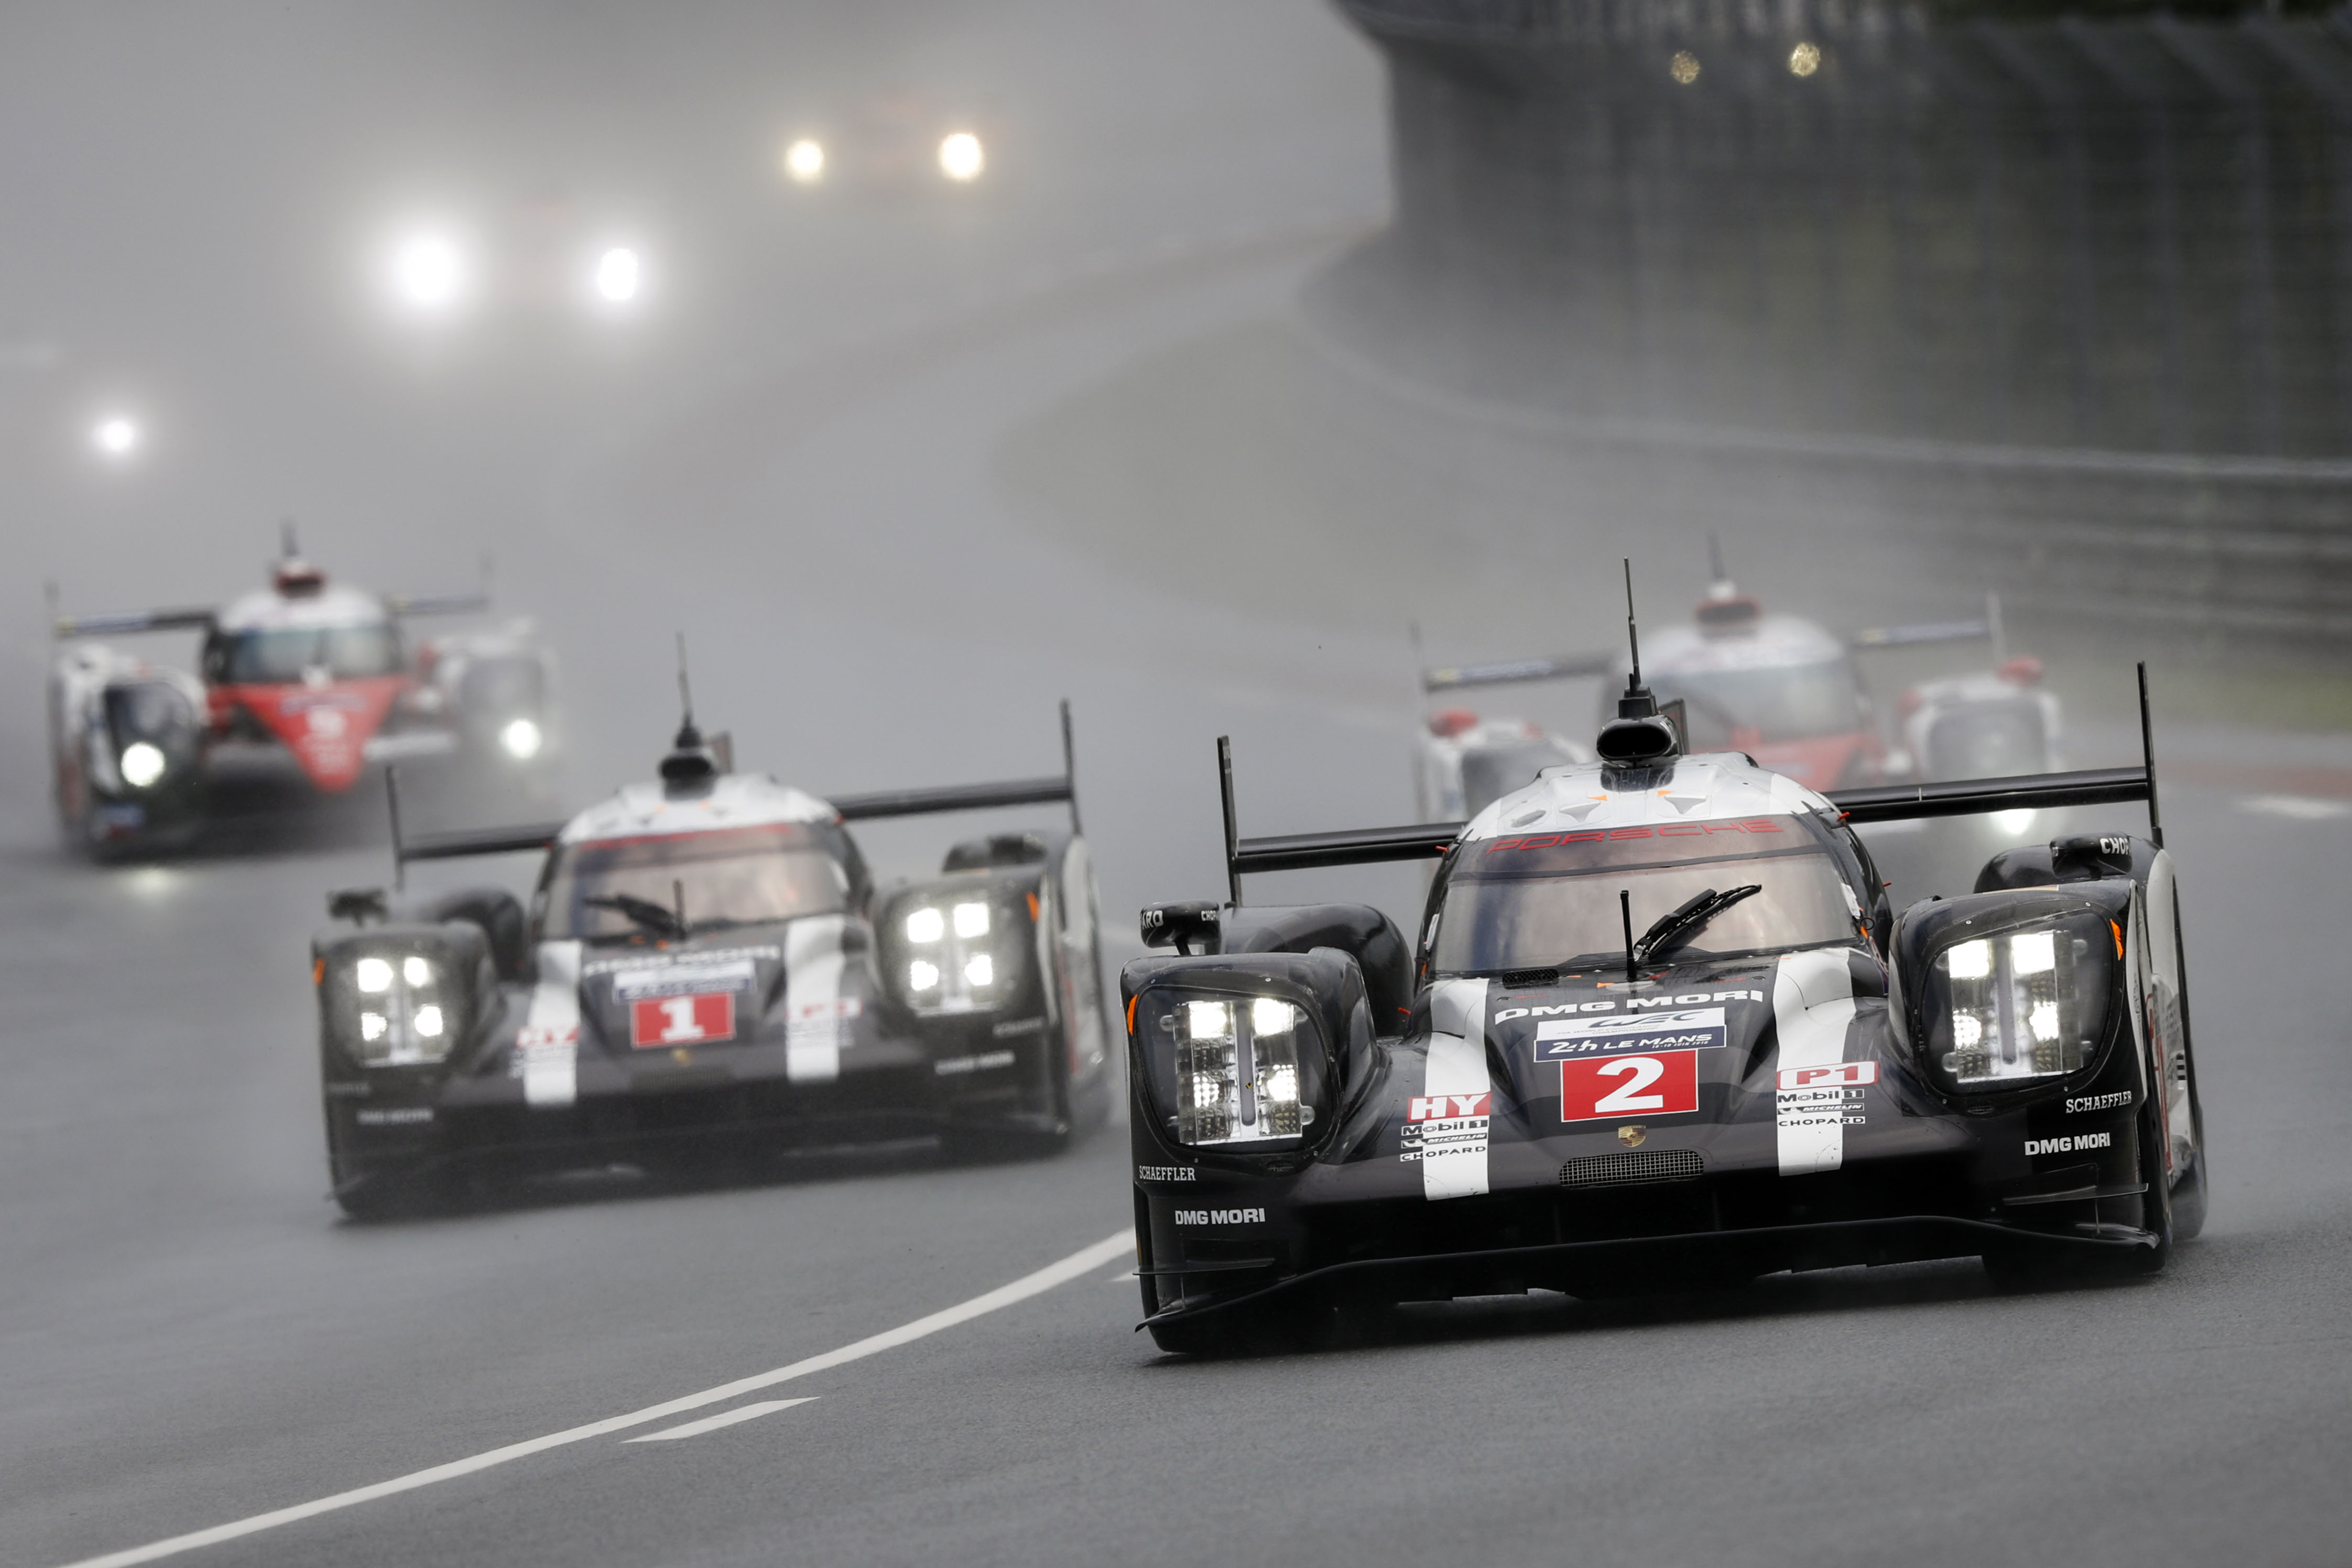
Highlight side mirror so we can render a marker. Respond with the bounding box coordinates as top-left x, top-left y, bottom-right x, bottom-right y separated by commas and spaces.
1140, 901, 1222, 955
329, 887, 389, 925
